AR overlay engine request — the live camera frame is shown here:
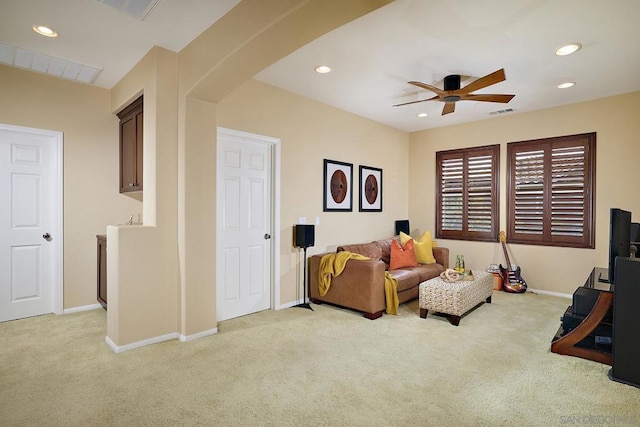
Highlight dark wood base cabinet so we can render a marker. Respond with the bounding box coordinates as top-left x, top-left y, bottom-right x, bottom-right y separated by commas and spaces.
97, 235, 107, 309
